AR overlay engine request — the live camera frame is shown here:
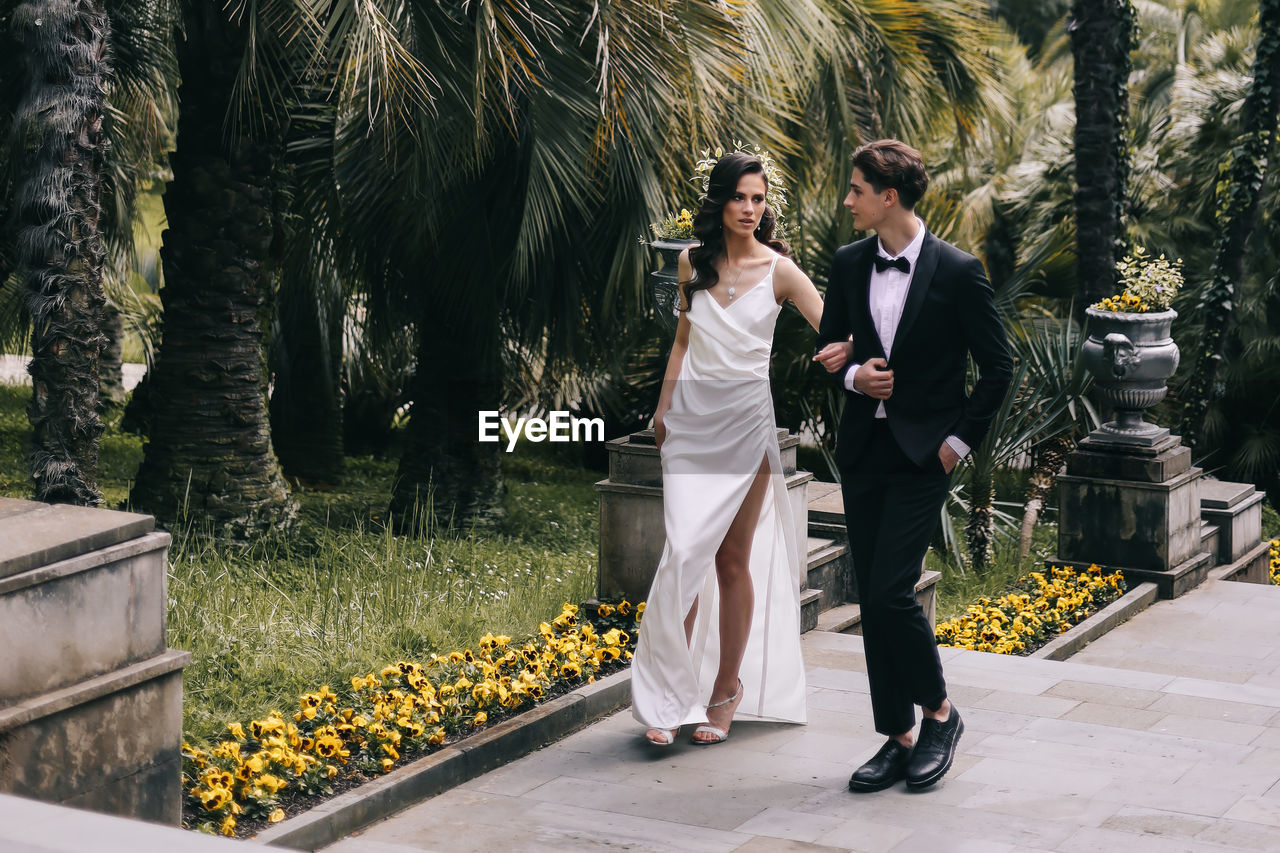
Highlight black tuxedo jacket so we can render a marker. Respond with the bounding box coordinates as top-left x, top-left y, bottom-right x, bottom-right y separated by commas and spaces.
816, 230, 1013, 471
